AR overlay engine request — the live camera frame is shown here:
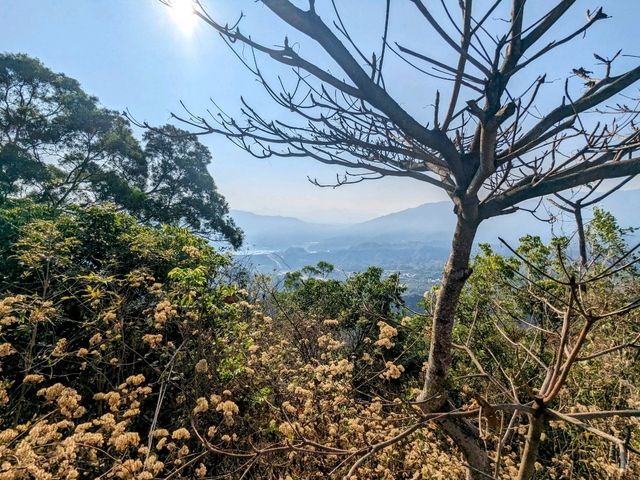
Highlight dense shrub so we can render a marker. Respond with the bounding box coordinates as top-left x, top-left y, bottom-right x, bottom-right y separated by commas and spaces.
1, 202, 639, 479
0, 204, 465, 479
